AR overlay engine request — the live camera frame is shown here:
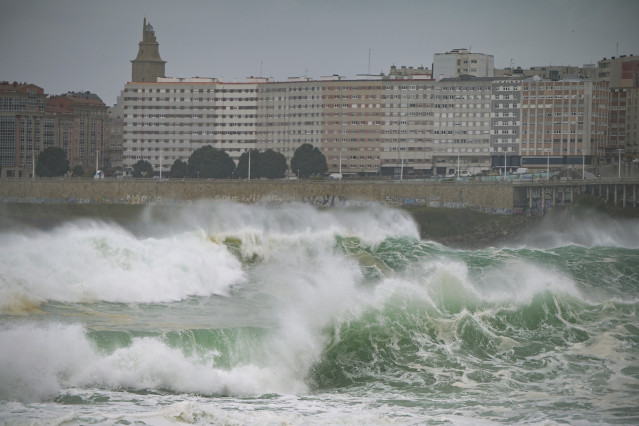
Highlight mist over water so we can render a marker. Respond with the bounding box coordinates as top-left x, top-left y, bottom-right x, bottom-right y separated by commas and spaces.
1, 201, 638, 424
